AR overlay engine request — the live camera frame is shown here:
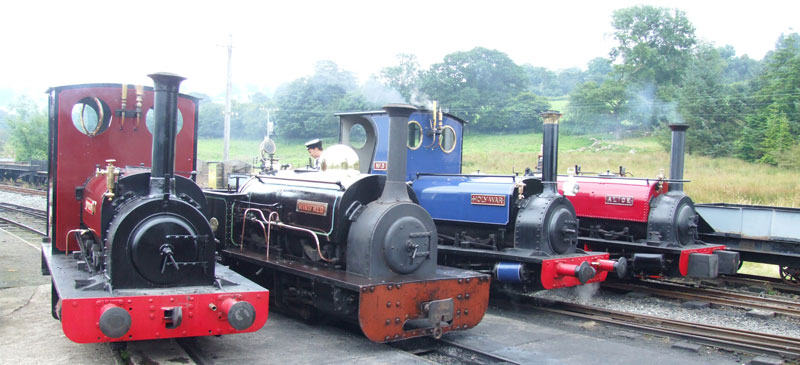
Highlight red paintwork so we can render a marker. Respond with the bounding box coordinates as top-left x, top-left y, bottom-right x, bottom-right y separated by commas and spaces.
557, 177, 667, 223
47, 84, 270, 345
592, 259, 618, 273
81, 175, 107, 240
60, 291, 268, 343
539, 253, 611, 289
678, 245, 727, 276
51, 85, 196, 252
